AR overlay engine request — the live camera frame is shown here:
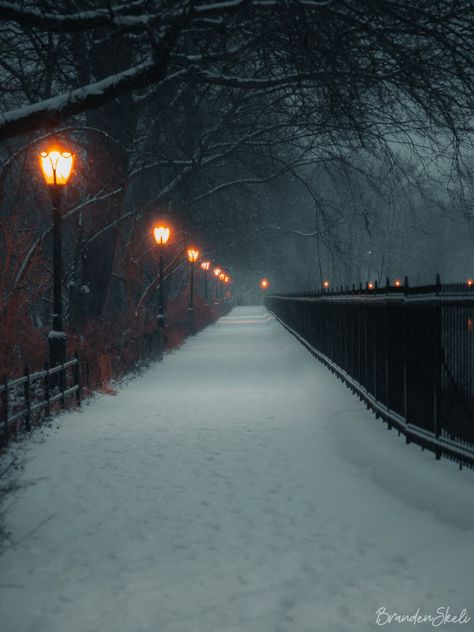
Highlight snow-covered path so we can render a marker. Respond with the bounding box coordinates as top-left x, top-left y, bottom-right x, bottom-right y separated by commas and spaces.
1, 307, 473, 632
